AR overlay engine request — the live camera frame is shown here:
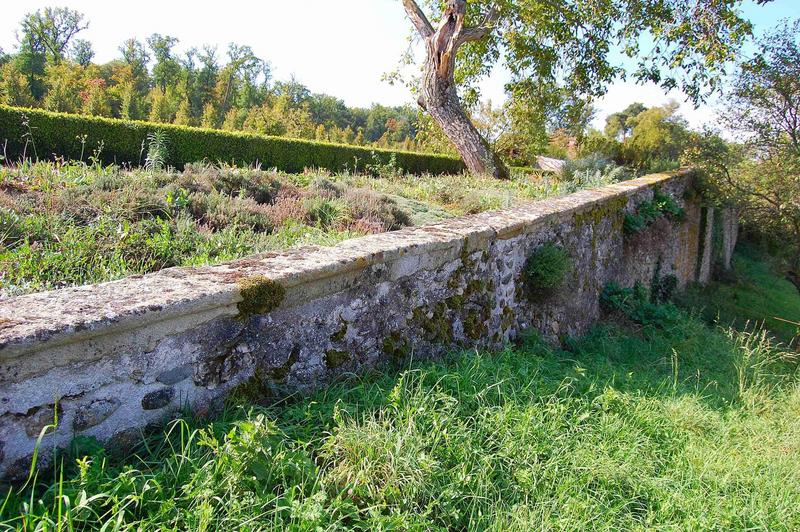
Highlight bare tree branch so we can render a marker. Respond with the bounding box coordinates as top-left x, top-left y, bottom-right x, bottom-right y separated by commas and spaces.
456, 4, 500, 47
401, 0, 434, 39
